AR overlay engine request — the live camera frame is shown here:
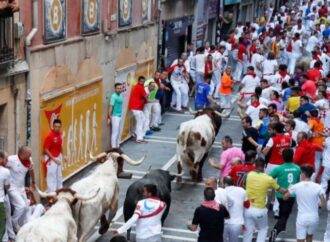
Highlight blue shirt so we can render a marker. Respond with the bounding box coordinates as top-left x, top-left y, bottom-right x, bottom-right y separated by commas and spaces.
298, 103, 315, 122
257, 117, 270, 145
195, 82, 211, 108
282, 88, 292, 102
323, 28, 330, 39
